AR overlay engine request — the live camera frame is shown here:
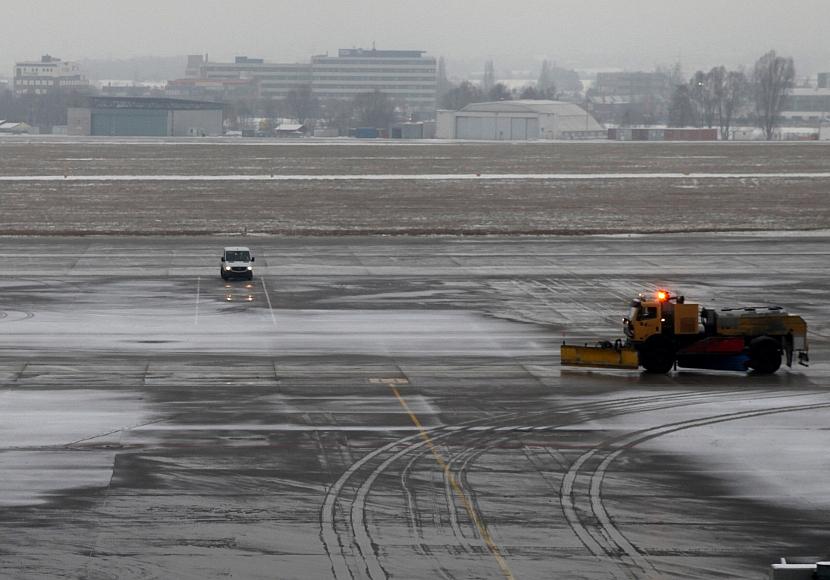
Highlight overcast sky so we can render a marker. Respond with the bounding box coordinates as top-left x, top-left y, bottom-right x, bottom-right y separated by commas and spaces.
3, 0, 828, 77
